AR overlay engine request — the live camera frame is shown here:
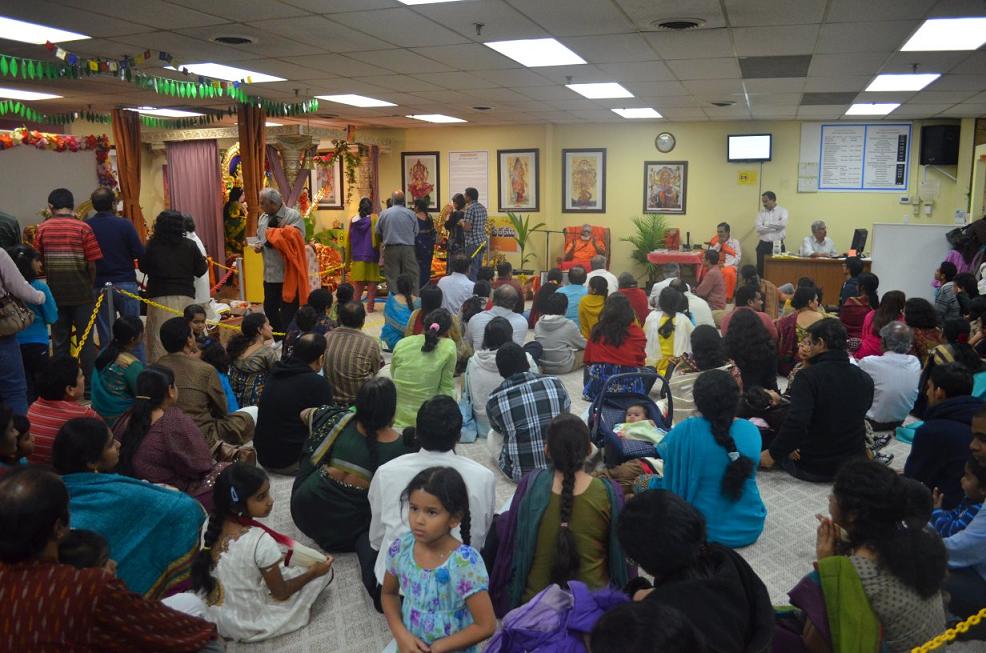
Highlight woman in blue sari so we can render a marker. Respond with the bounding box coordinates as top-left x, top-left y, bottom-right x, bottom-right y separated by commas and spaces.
413, 198, 437, 289
51, 416, 205, 599
381, 272, 419, 351
635, 369, 765, 548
